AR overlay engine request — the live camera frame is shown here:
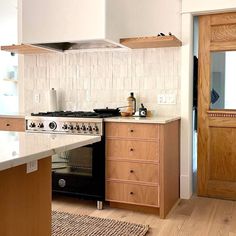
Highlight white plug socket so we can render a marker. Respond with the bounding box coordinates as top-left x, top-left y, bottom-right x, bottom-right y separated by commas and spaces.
27, 160, 38, 173
34, 94, 40, 103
